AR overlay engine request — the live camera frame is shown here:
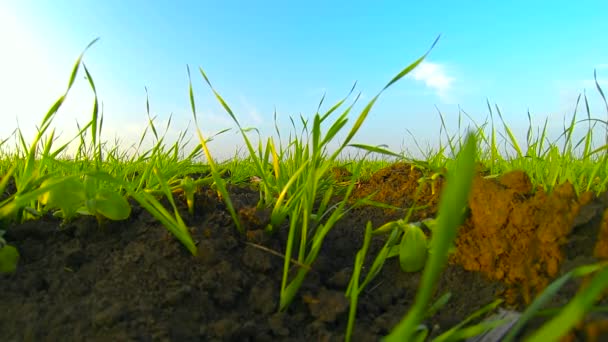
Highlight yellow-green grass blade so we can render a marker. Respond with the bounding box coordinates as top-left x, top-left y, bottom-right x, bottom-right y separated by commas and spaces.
153, 167, 189, 233
581, 92, 596, 160
495, 104, 523, 158
0, 165, 15, 193
0, 173, 72, 218
41, 128, 56, 159
187, 66, 243, 233
437, 318, 512, 342
280, 158, 363, 310
269, 137, 280, 180
425, 292, 452, 319
0, 165, 17, 218
433, 299, 504, 342
270, 160, 310, 228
